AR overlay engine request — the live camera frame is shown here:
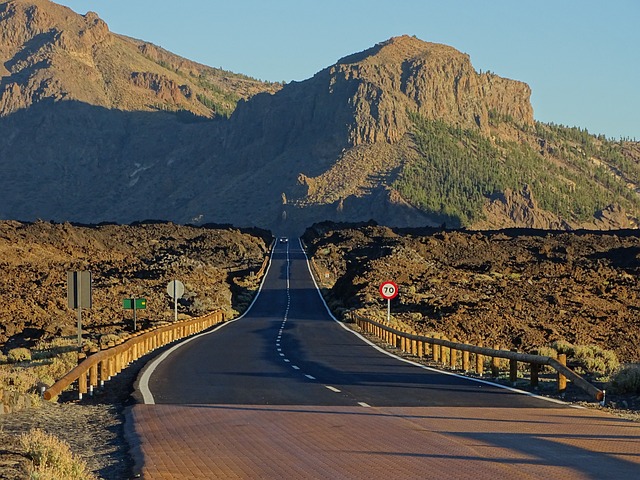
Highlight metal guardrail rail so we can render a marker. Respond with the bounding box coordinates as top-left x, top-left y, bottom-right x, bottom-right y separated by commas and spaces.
353, 313, 605, 403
